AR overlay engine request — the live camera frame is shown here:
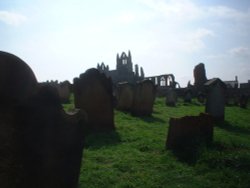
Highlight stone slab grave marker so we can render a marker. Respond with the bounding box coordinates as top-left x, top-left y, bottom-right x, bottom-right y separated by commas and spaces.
166, 113, 213, 150
0, 51, 85, 188
165, 88, 177, 107
131, 80, 156, 116
115, 82, 134, 111
204, 78, 226, 121
73, 68, 115, 132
